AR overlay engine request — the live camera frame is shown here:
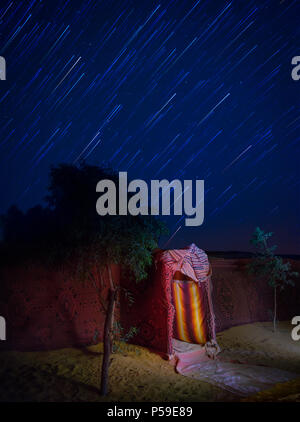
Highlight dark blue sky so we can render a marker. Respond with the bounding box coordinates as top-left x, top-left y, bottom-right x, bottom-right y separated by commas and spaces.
0, 0, 299, 253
